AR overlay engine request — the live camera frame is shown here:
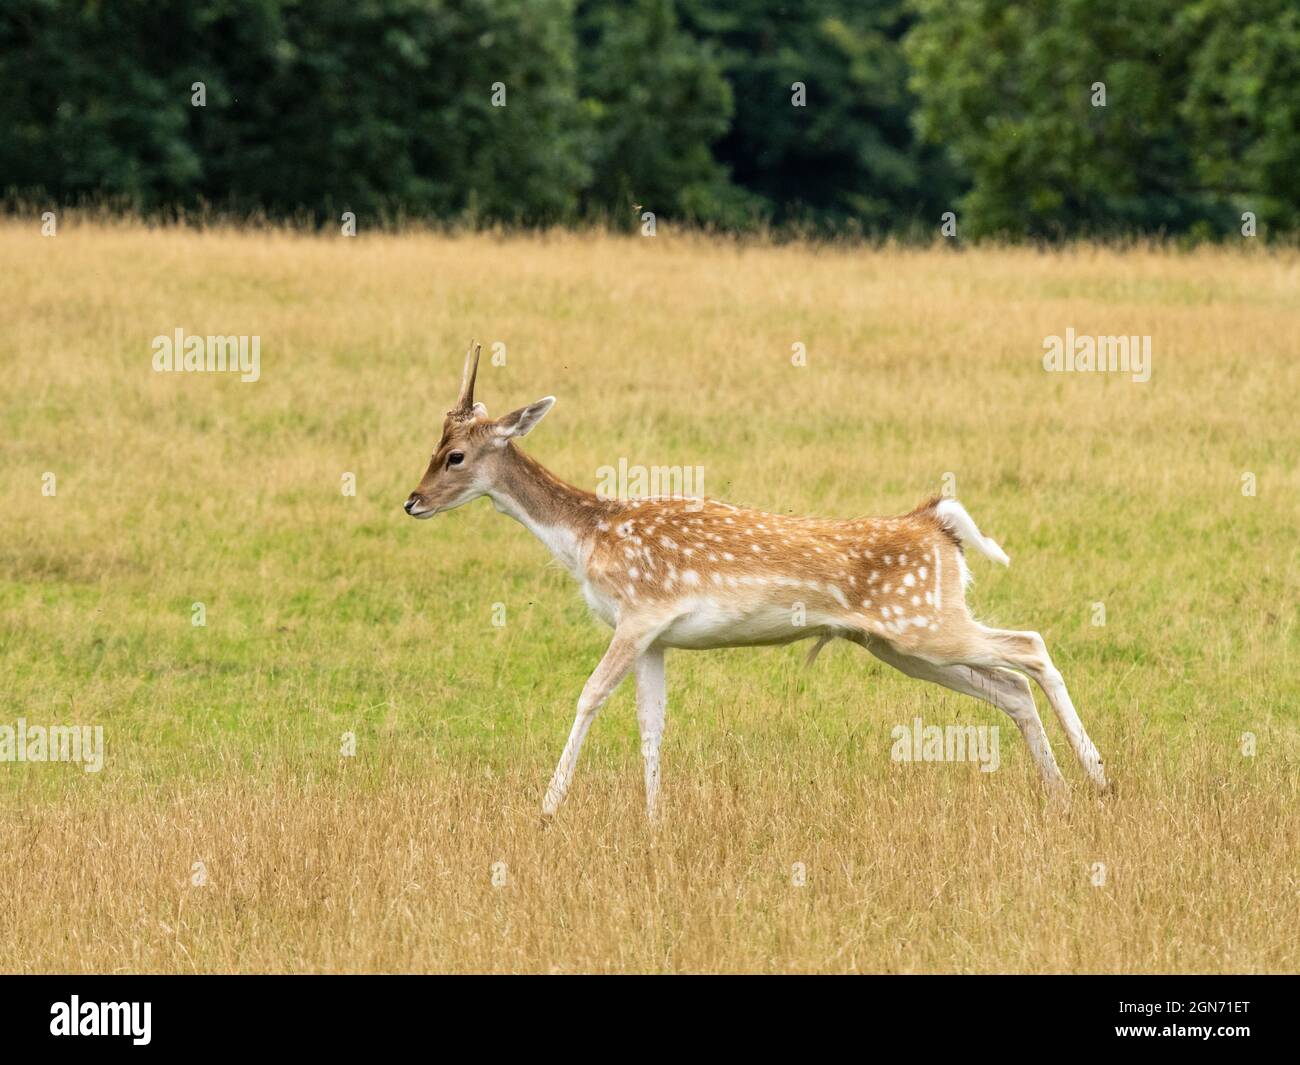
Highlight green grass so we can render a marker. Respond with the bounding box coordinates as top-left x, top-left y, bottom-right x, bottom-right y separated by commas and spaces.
0, 221, 1297, 971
